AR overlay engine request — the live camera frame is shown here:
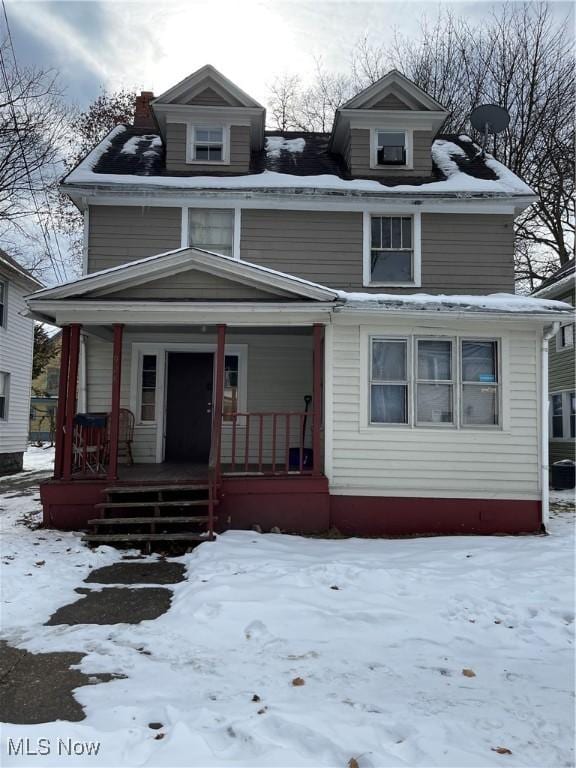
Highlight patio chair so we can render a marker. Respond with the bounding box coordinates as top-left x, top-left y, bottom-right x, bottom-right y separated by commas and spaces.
105, 408, 135, 466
